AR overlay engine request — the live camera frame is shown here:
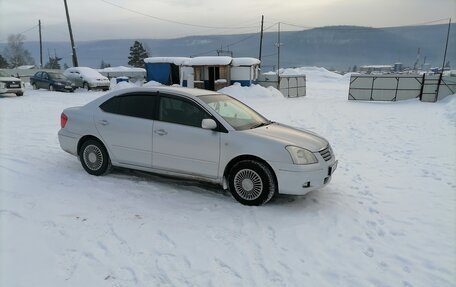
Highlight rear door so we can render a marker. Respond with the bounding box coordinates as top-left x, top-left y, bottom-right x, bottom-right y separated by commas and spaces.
42, 72, 51, 89
152, 94, 220, 178
94, 93, 156, 167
